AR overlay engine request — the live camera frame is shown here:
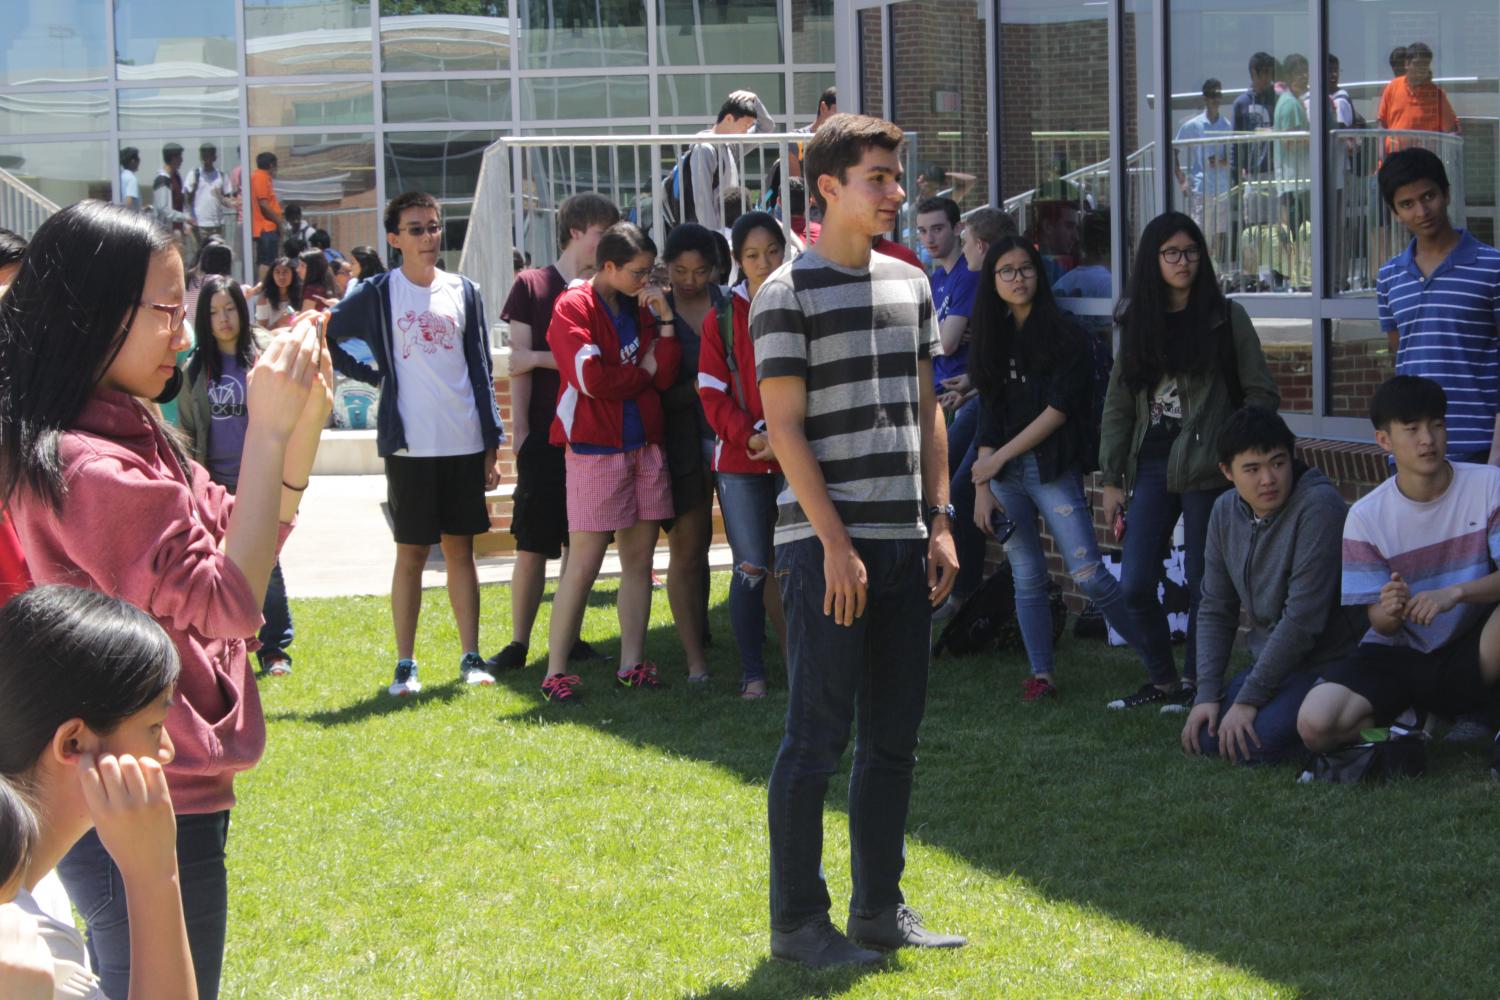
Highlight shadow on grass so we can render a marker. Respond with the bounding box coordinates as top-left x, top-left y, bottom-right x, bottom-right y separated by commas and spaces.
481, 590, 1500, 1000
267, 677, 467, 726
682, 956, 889, 999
